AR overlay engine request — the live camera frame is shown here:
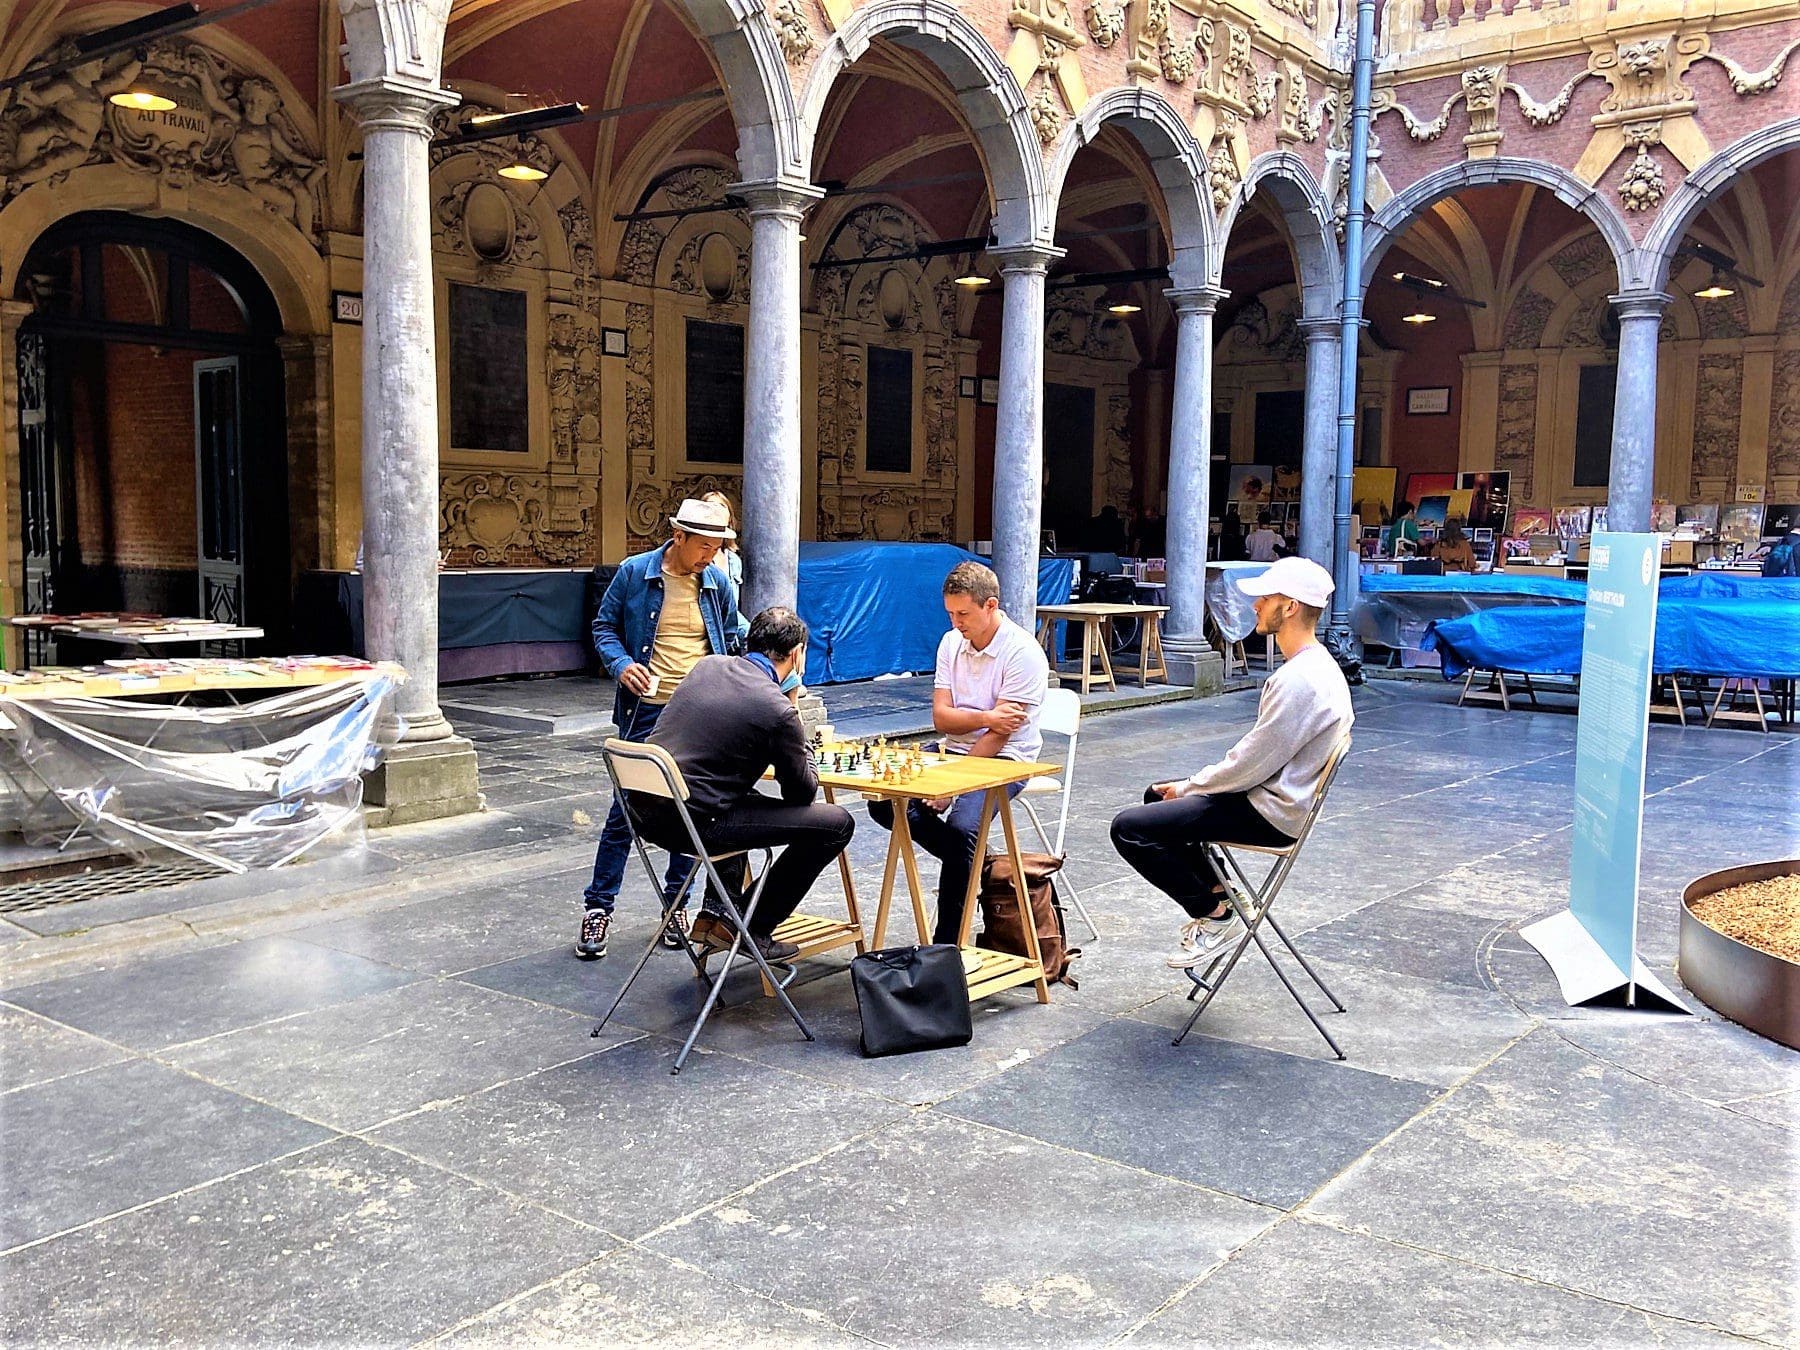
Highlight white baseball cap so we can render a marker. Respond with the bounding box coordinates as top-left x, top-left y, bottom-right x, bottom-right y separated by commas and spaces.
1237, 556, 1335, 608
